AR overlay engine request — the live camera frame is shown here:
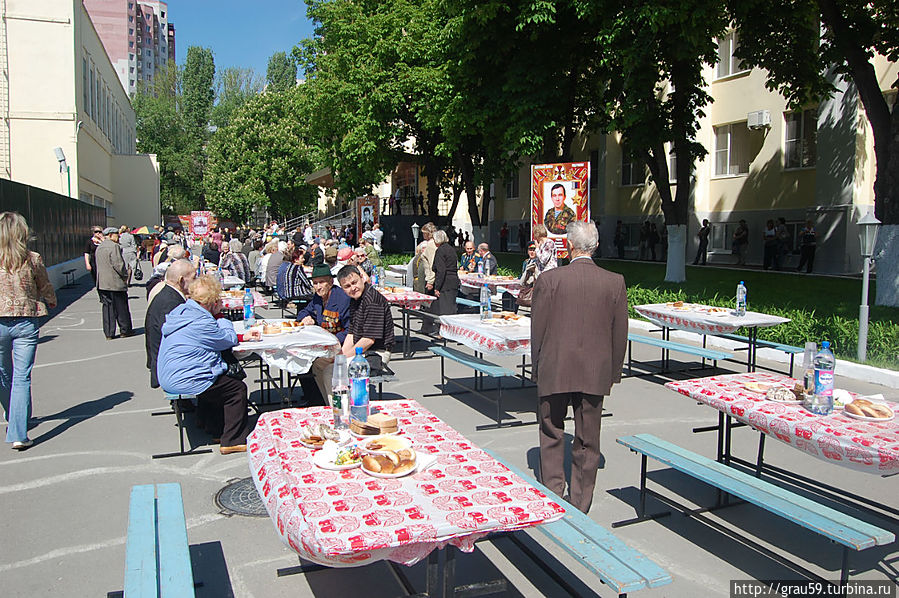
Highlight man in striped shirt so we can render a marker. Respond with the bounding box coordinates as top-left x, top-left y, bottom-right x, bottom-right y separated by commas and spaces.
336, 265, 394, 366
